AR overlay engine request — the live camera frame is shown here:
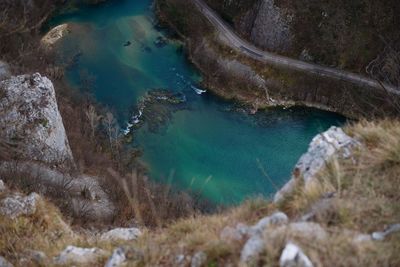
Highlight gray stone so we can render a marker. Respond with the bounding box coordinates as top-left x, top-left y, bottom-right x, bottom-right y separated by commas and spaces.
250, 212, 289, 235
240, 235, 265, 264
25, 250, 48, 265
0, 256, 13, 267
0, 192, 40, 219
105, 247, 126, 267
54, 246, 107, 265
279, 242, 313, 267
0, 73, 73, 166
191, 251, 207, 267
372, 223, 400, 241
240, 0, 292, 52
275, 127, 358, 202
101, 227, 142, 242
287, 222, 327, 241
0, 179, 5, 192
0, 61, 11, 81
